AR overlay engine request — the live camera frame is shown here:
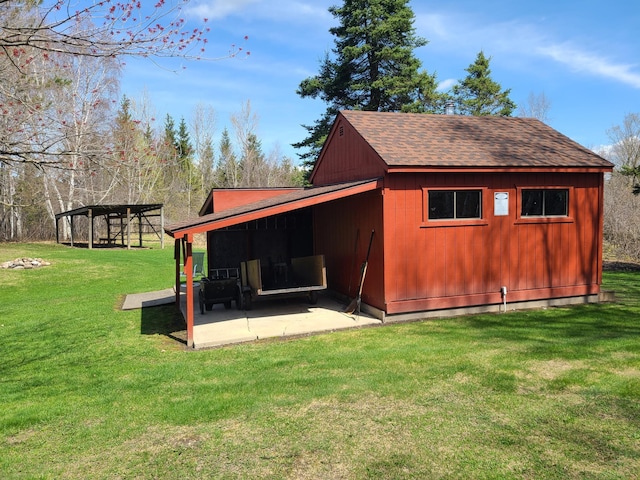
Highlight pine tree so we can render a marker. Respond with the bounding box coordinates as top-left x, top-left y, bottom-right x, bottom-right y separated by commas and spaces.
295, 0, 442, 174
452, 51, 516, 116
176, 117, 194, 170
162, 114, 178, 160
240, 133, 266, 187
216, 128, 240, 187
